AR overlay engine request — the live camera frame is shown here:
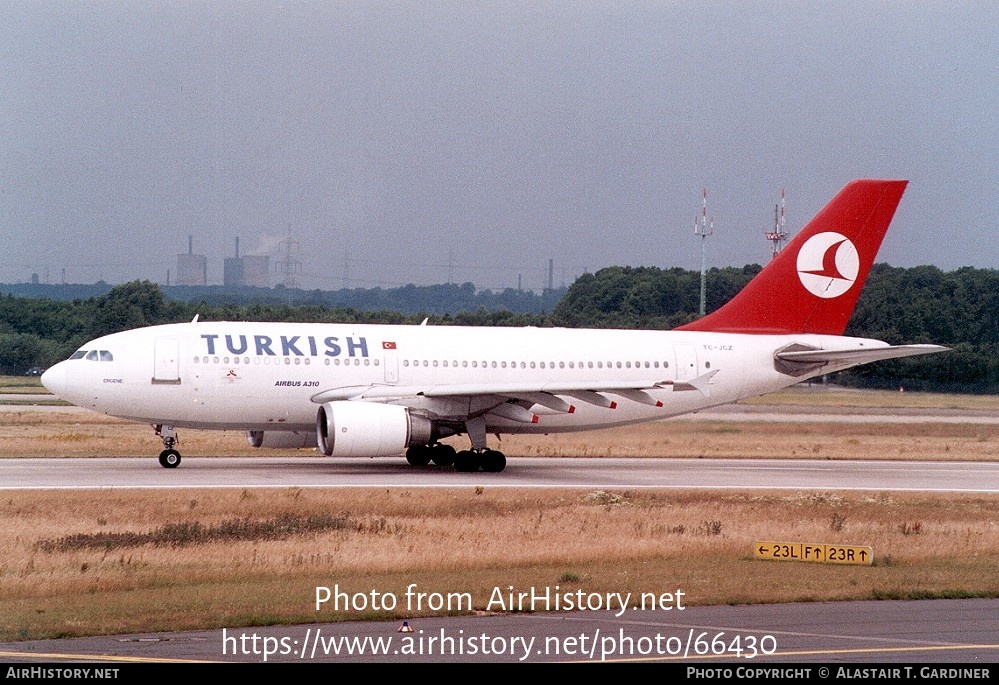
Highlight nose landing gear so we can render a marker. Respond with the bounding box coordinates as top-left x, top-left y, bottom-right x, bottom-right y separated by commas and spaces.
154, 424, 182, 468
